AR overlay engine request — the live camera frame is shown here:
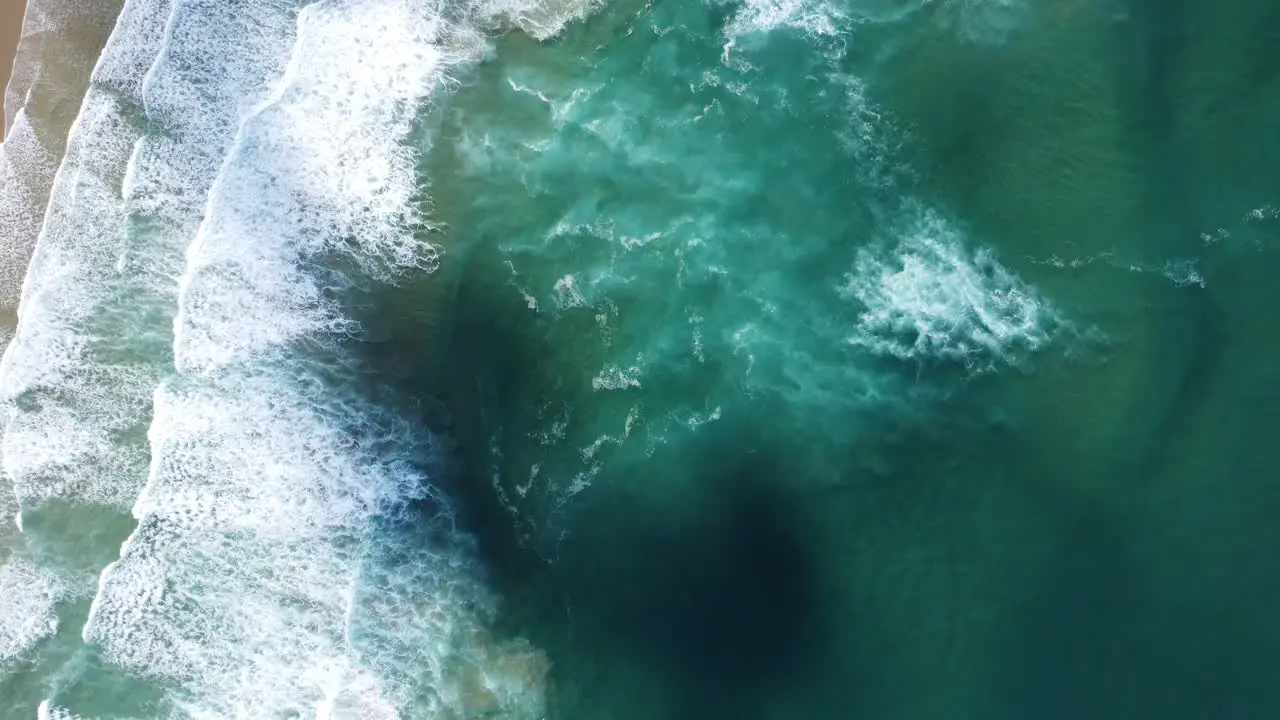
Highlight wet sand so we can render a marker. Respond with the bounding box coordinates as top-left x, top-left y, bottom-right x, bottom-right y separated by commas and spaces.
0, 0, 123, 321
1, 1, 24, 137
